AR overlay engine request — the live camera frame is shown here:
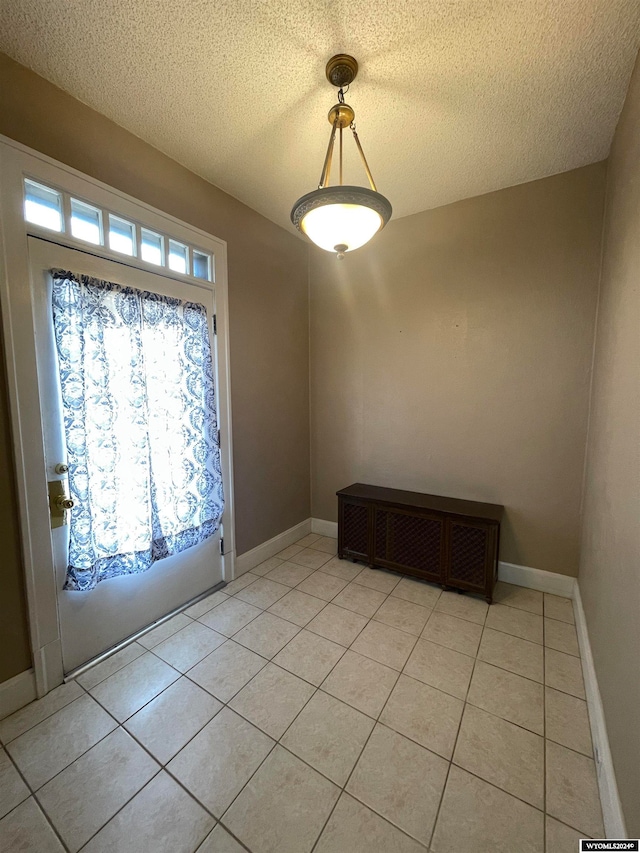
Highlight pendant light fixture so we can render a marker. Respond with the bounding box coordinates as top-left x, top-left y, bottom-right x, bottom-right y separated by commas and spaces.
291, 54, 392, 259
